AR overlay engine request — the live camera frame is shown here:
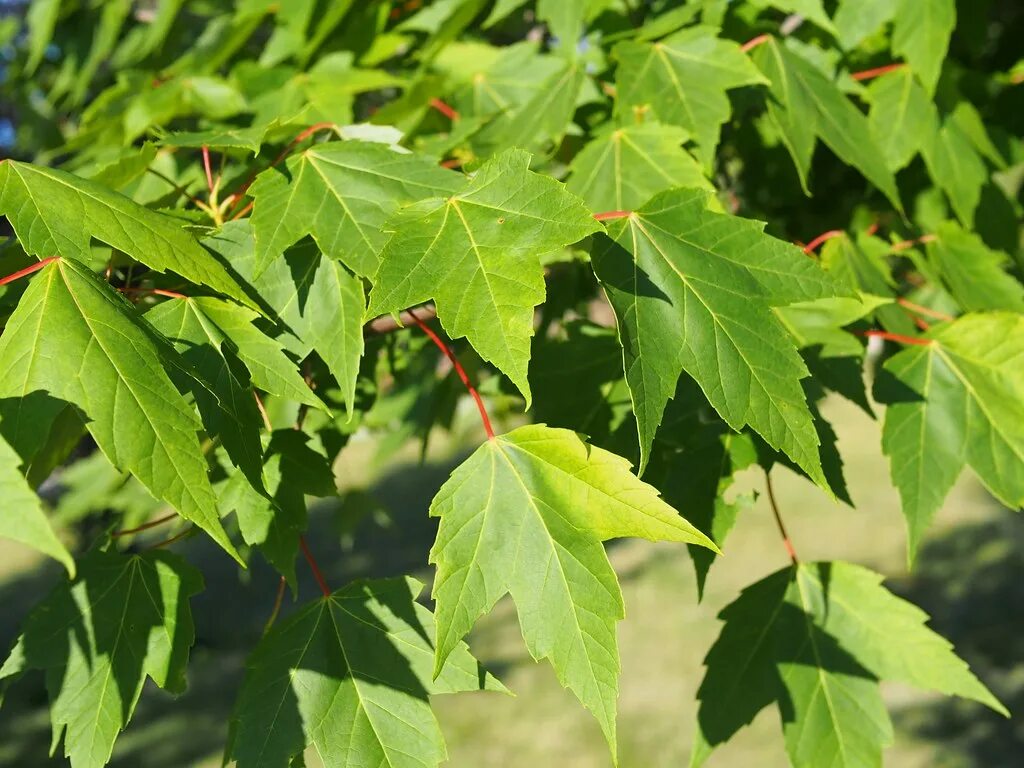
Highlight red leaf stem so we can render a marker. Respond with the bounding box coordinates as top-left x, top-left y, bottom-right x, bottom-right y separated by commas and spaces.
851, 62, 905, 81
897, 298, 954, 323
802, 229, 844, 254
593, 210, 632, 221
119, 287, 187, 299
408, 307, 495, 440
429, 98, 461, 121
741, 34, 771, 53
202, 145, 215, 193
0, 256, 59, 287
300, 536, 331, 597
765, 471, 798, 564
857, 329, 932, 346
111, 512, 177, 538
